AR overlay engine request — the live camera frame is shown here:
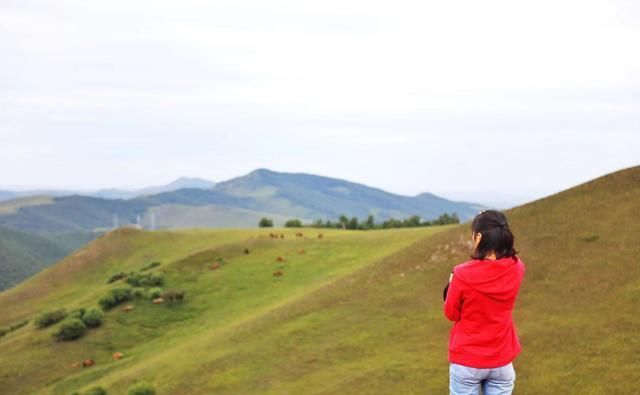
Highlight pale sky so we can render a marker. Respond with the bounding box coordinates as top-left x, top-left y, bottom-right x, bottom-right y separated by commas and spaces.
1, 0, 638, 208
